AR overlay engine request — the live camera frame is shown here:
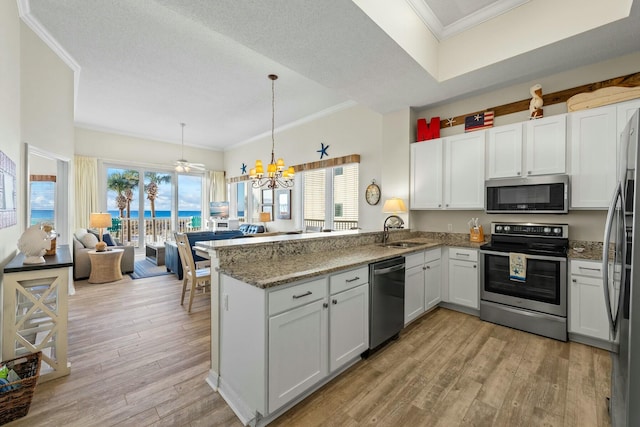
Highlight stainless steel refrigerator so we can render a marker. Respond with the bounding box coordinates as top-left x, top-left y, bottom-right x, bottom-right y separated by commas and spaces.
603, 108, 640, 427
